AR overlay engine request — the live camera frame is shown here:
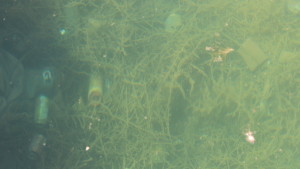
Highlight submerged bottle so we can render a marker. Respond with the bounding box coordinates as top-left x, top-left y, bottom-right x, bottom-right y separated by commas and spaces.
28, 134, 47, 160
34, 95, 49, 124
88, 74, 103, 107
25, 67, 58, 98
